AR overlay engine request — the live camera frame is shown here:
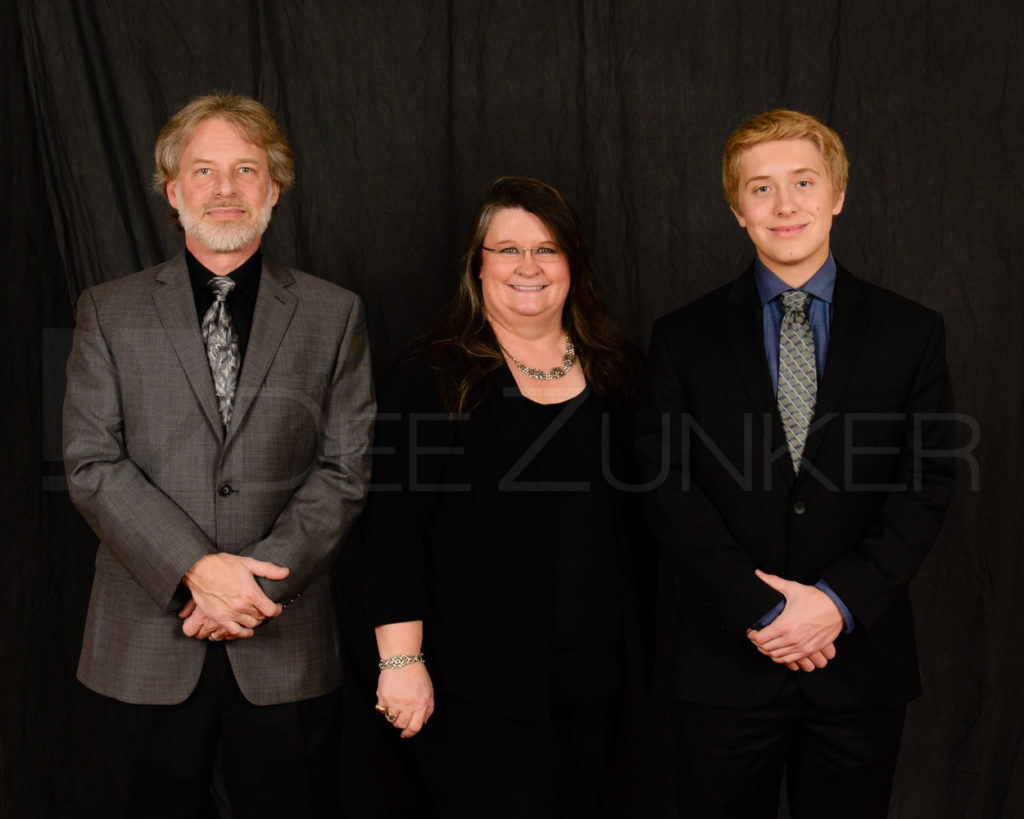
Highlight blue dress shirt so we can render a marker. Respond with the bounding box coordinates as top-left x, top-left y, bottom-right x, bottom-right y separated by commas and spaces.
754, 254, 835, 390
751, 253, 855, 634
